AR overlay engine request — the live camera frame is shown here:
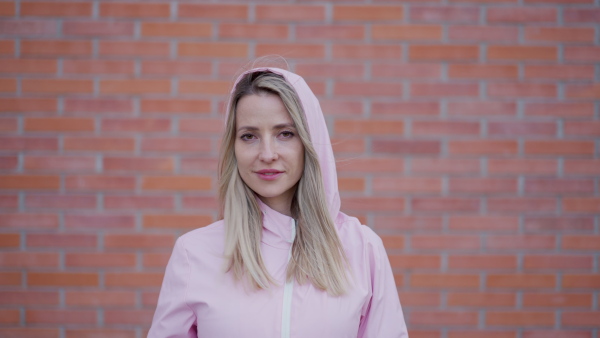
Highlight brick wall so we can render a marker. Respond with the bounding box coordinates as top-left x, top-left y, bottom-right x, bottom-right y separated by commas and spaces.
0, 1, 599, 337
